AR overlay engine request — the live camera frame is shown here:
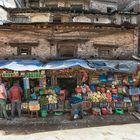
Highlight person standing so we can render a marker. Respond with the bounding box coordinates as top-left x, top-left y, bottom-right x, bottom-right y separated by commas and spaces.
0, 79, 9, 119
9, 83, 23, 118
